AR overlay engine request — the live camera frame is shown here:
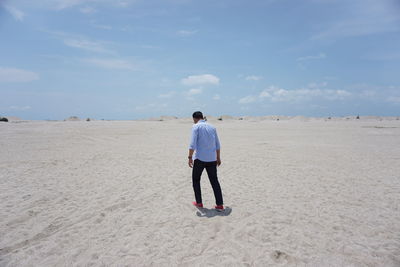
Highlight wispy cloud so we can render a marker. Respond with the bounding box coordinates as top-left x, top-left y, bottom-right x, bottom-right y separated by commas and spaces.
360, 90, 376, 98
56, 0, 135, 10
116, 1, 132, 8
311, 0, 400, 40
239, 85, 352, 104
259, 86, 351, 102
313, 17, 400, 40
4, 5, 25, 21
158, 91, 176, 98
346, 84, 400, 104
238, 95, 257, 104
307, 82, 328, 88
140, 44, 161, 49
56, 0, 85, 9
297, 53, 326, 61
92, 24, 113, 30
64, 38, 113, 53
187, 88, 202, 96
183, 88, 203, 101
82, 58, 135, 70
386, 96, 400, 104
79, 6, 97, 14
245, 75, 263, 81
9, 105, 31, 111
177, 30, 198, 36
45, 30, 115, 53
213, 94, 220, 100
181, 74, 220, 86
363, 51, 400, 61
0, 67, 39, 83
